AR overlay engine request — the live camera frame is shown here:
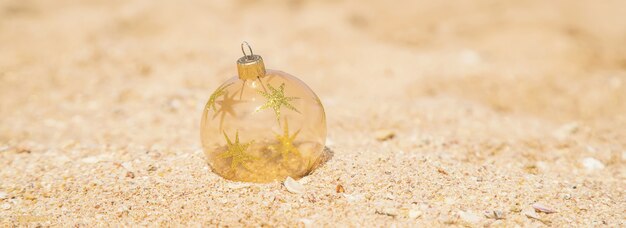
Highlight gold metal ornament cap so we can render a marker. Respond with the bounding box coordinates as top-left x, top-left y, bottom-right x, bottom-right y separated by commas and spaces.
237, 42, 266, 80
